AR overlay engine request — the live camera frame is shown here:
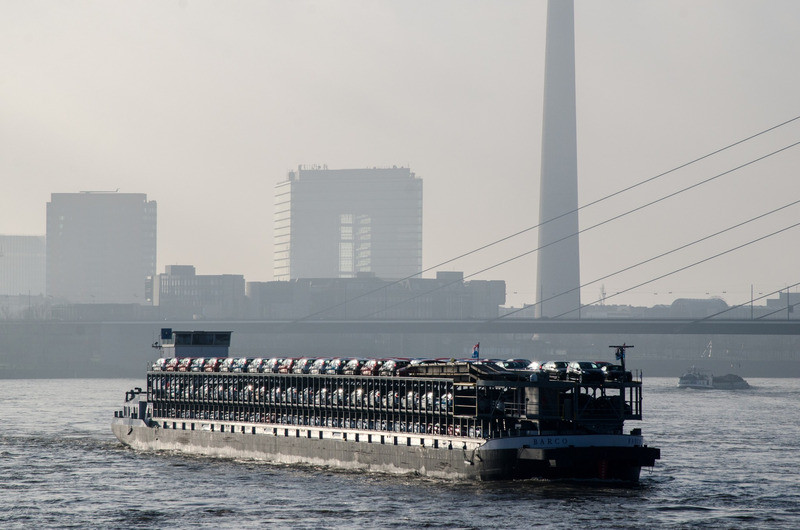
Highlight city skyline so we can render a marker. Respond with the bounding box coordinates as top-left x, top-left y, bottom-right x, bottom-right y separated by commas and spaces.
3, 1, 800, 309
